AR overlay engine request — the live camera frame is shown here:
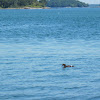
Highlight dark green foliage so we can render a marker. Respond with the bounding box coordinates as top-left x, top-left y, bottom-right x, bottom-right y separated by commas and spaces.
0, 0, 14, 8
0, 0, 46, 8
39, 0, 47, 7
46, 0, 89, 7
